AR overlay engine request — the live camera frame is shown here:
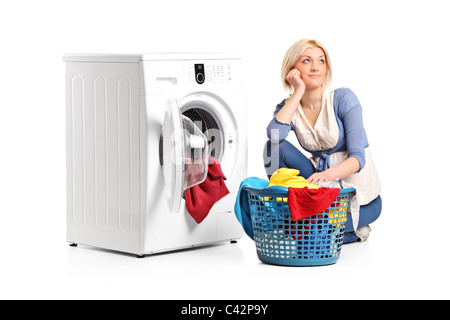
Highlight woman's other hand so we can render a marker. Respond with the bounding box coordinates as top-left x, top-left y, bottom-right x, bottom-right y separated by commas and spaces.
307, 170, 335, 185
